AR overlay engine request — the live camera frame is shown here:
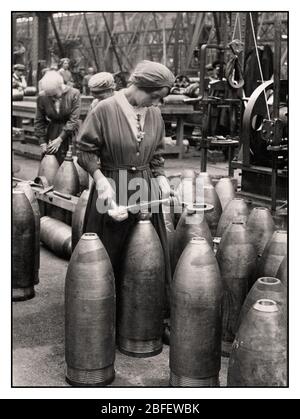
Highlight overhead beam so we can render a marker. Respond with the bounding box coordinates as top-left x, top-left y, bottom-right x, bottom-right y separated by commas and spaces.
83, 13, 100, 71
173, 13, 182, 75
31, 13, 49, 88
102, 12, 123, 73
49, 13, 65, 57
